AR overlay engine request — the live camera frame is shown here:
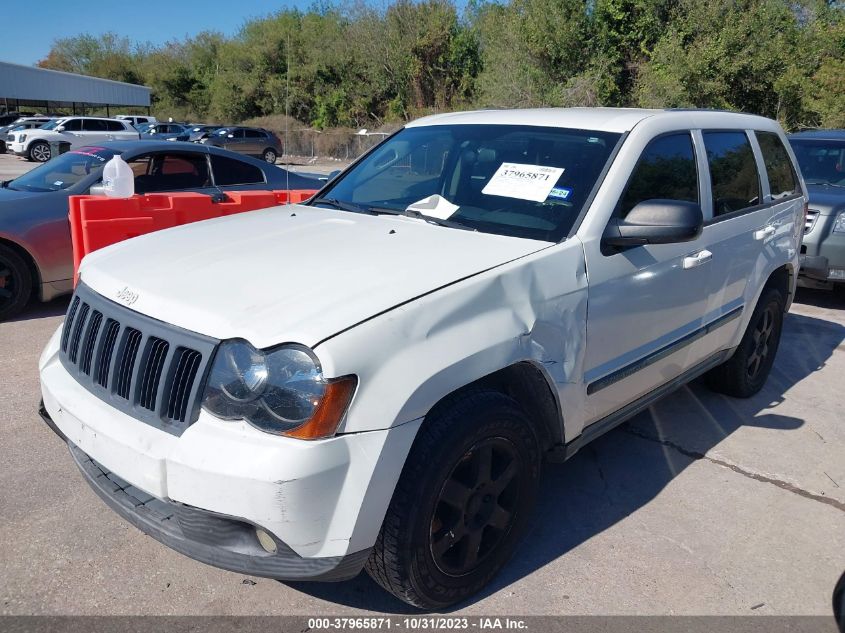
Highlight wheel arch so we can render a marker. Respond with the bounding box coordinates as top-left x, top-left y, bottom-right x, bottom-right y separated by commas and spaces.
424, 361, 564, 452
763, 262, 794, 310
